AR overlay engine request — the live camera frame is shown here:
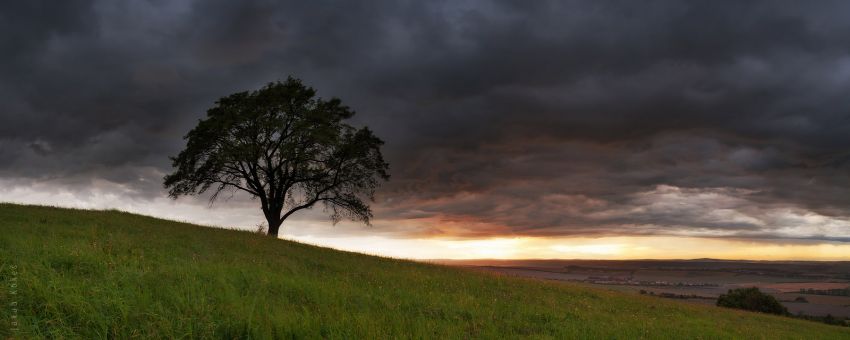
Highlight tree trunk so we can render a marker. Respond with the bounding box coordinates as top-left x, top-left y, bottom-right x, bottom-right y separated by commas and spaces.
265, 212, 283, 237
